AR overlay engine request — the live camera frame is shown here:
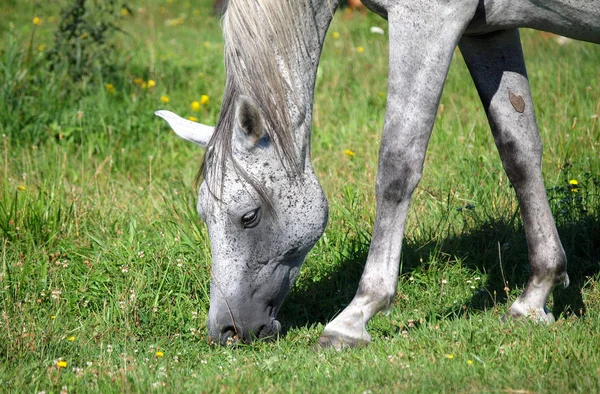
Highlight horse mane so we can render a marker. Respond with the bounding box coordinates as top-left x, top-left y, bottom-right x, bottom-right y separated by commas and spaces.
198, 0, 313, 206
